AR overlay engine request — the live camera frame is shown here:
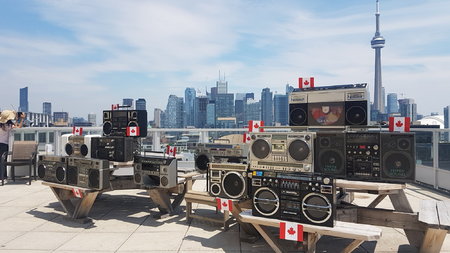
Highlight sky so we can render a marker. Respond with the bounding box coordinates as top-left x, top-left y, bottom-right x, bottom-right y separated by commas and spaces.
1, 0, 449, 121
